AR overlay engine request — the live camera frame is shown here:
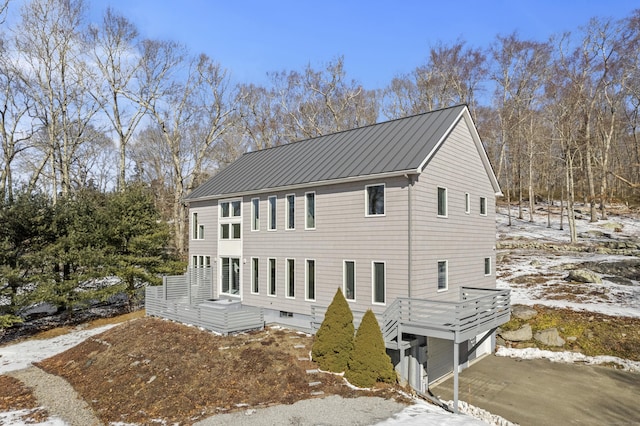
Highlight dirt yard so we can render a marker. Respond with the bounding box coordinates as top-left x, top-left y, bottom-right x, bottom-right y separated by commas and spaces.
0, 315, 406, 425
